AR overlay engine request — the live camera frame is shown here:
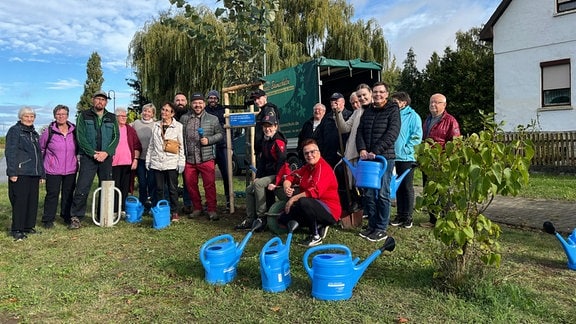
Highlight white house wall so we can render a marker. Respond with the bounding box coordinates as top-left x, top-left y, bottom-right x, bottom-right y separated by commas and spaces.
492, 0, 576, 131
